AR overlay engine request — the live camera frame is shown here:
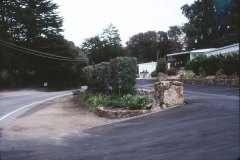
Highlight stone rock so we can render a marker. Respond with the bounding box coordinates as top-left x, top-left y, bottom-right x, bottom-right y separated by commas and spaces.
158, 72, 168, 81
146, 103, 153, 110
134, 88, 154, 98
205, 76, 216, 79
153, 81, 184, 109
94, 107, 150, 119
179, 77, 239, 87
